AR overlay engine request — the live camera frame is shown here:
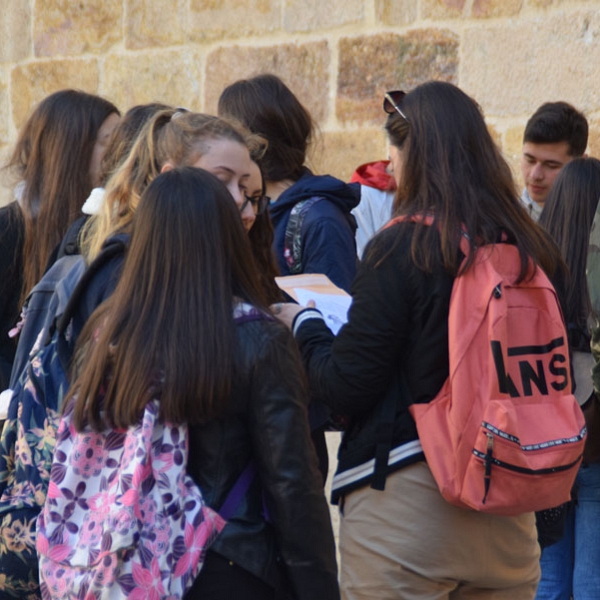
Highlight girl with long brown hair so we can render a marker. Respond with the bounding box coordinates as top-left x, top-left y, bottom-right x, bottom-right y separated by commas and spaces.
535, 157, 600, 600
64, 167, 339, 600
0, 89, 119, 389
276, 81, 568, 599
